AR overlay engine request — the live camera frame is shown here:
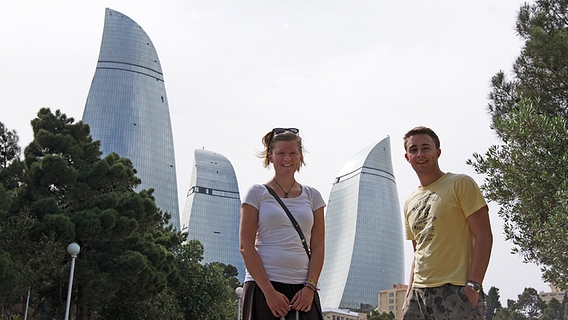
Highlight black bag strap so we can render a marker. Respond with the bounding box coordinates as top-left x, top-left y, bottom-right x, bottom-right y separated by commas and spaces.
264, 184, 311, 259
